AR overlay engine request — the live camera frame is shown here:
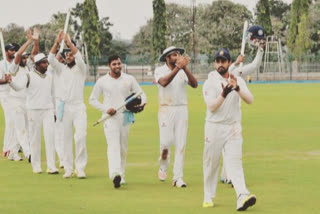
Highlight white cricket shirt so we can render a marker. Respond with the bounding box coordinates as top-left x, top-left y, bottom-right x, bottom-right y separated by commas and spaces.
154, 64, 188, 106
202, 71, 252, 124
